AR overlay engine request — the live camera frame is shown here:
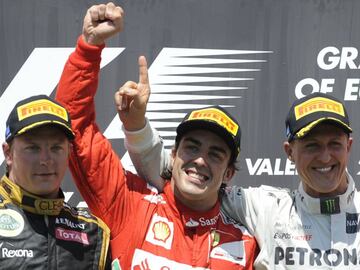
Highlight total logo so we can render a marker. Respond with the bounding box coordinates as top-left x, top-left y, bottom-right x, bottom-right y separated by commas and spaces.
0, 242, 34, 258
55, 227, 89, 245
